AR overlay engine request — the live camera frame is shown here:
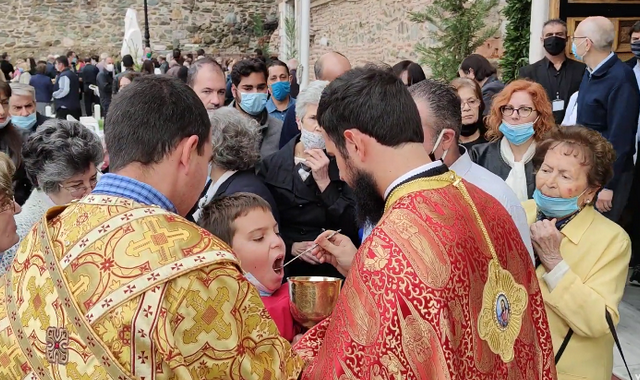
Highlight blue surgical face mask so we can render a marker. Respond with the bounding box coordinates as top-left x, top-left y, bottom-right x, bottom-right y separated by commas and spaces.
571, 40, 586, 61
533, 188, 588, 218
238, 92, 268, 116
270, 81, 291, 102
11, 112, 37, 130
0, 116, 11, 129
499, 119, 536, 146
